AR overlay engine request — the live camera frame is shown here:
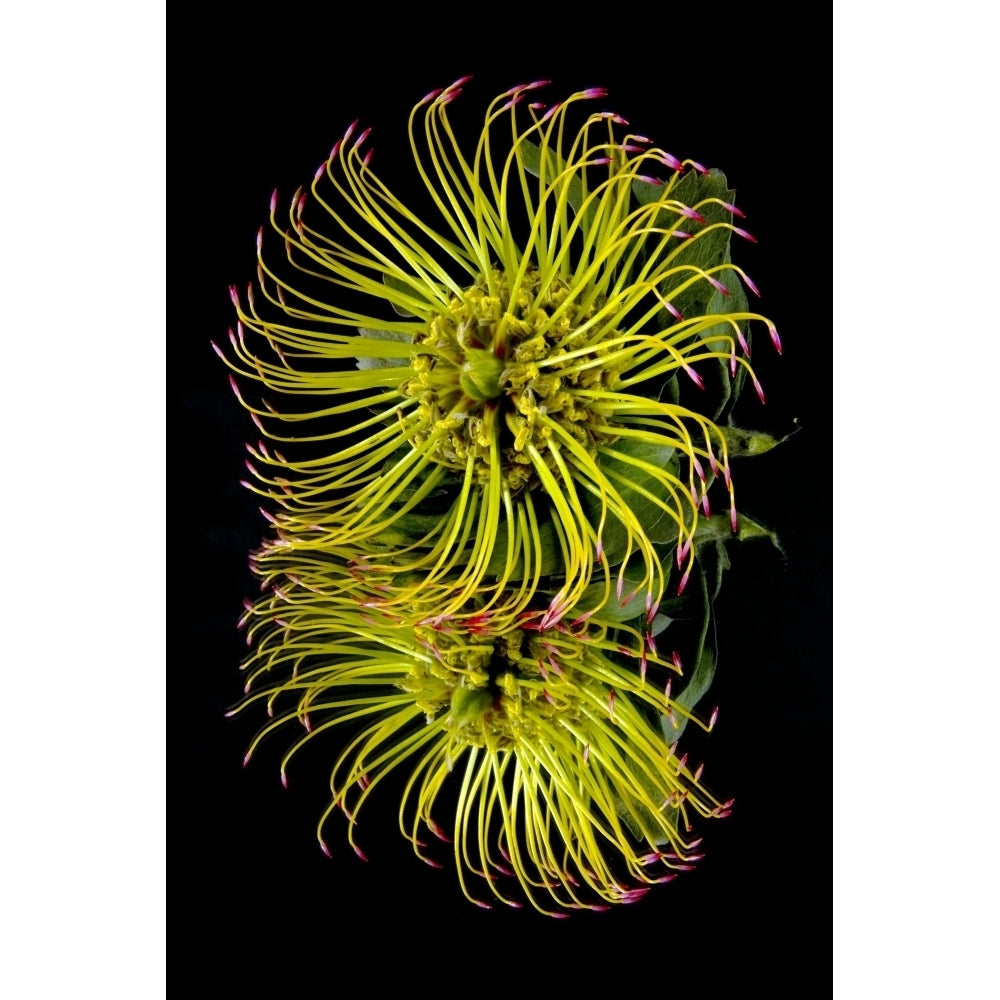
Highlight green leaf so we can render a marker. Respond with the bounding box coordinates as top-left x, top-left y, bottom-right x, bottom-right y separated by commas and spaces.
586, 436, 680, 563
650, 613, 674, 637
660, 560, 713, 745
568, 569, 652, 623
660, 647, 717, 746
721, 423, 789, 458
383, 273, 419, 317
693, 512, 783, 553
632, 169, 738, 325
706, 541, 731, 603
518, 139, 591, 223
483, 515, 563, 579
699, 259, 750, 419
354, 328, 414, 371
